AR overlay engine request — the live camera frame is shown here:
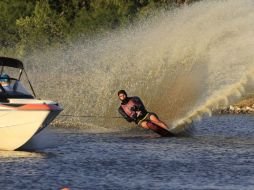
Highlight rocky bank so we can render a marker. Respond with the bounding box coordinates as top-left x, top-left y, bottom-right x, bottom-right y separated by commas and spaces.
216, 97, 254, 114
